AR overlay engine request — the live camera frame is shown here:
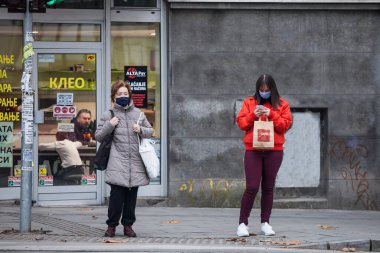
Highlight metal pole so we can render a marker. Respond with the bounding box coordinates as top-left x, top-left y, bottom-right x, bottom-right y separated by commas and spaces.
20, 0, 33, 233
